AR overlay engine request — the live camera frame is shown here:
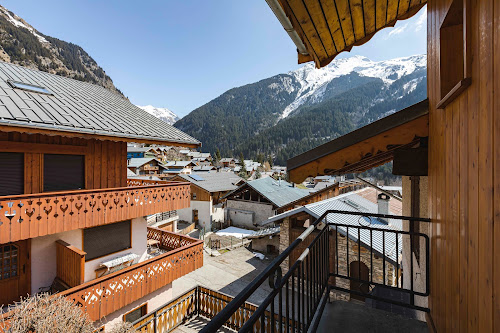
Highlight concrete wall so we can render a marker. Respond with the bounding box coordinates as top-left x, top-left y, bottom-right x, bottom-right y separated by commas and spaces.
30, 217, 148, 294
226, 200, 275, 229
251, 235, 280, 254
31, 228, 82, 294
402, 176, 429, 321
177, 200, 213, 231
